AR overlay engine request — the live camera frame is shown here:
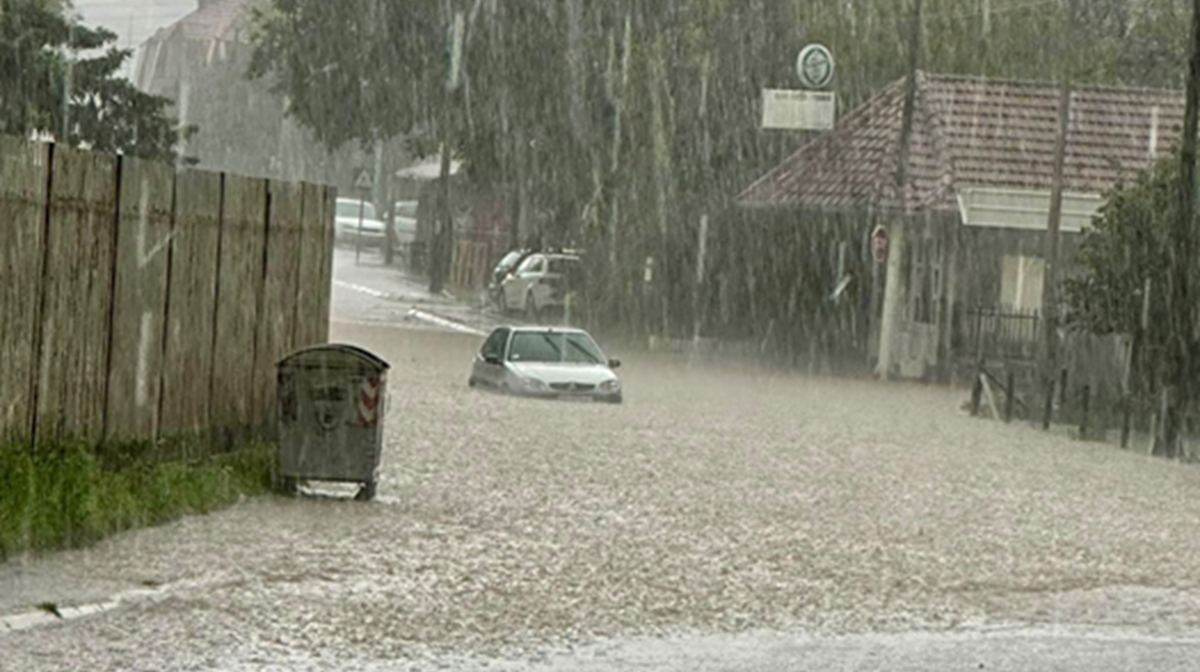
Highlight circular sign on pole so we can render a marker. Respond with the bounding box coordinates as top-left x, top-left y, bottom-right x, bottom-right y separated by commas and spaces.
796, 44, 835, 90
871, 225, 889, 263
